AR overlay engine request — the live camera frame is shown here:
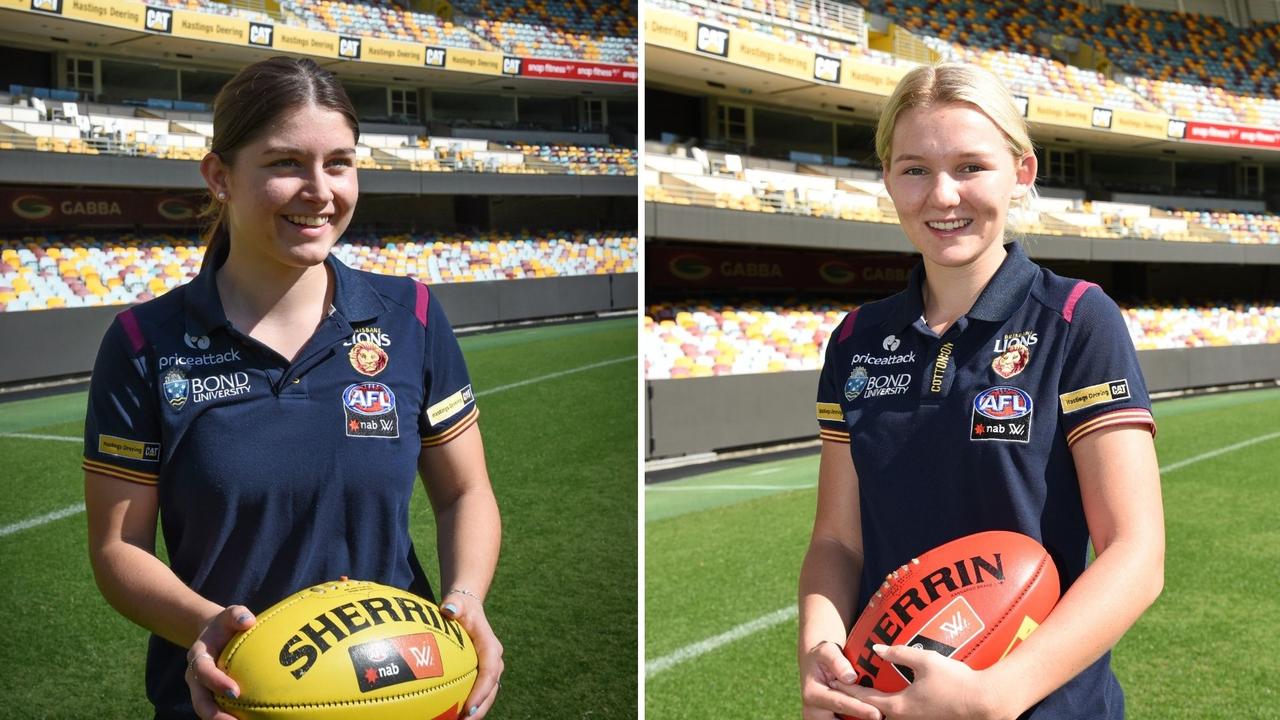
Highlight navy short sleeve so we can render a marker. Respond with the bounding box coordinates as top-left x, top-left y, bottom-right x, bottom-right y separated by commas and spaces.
418, 289, 478, 447
1057, 285, 1156, 447
816, 311, 854, 444
83, 312, 162, 485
